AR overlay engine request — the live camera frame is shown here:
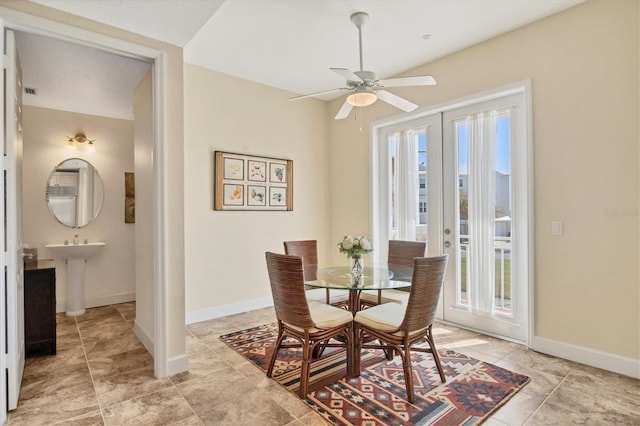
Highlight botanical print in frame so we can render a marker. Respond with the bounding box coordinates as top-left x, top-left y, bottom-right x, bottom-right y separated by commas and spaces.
214, 151, 292, 211
124, 197, 135, 223
223, 184, 244, 206
247, 160, 267, 182
223, 157, 244, 180
125, 172, 135, 197
247, 185, 266, 206
270, 162, 287, 183
269, 187, 287, 207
